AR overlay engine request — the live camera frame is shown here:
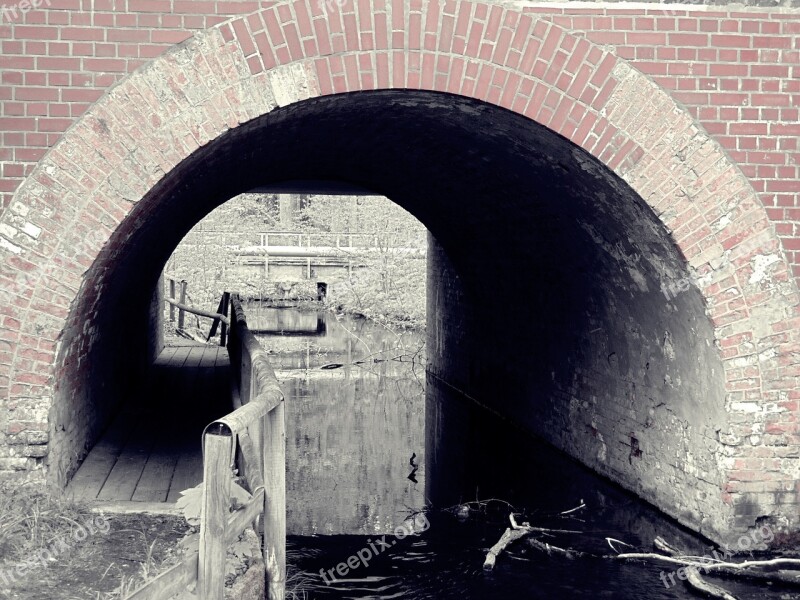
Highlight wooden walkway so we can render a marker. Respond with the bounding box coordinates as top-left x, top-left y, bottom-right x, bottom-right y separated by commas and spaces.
67, 344, 231, 508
